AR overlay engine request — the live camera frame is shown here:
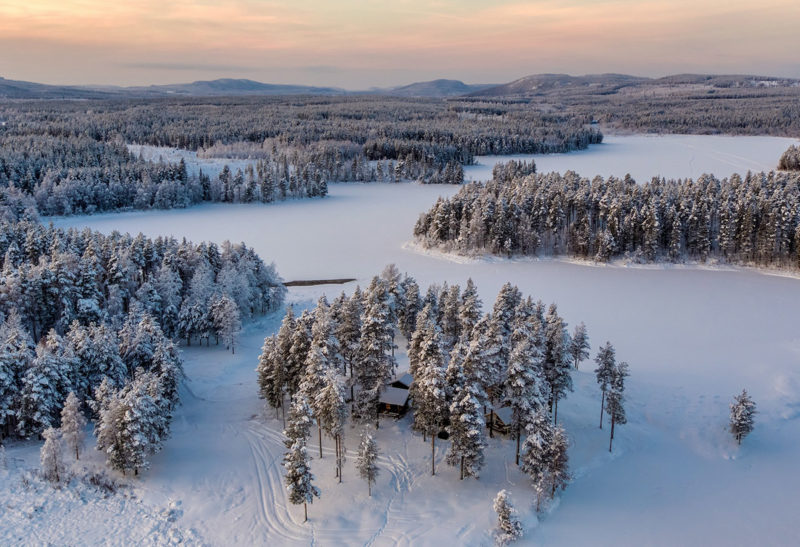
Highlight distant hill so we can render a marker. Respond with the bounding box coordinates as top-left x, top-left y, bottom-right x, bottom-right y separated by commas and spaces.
126, 78, 345, 96
381, 79, 495, 97
471, 73, 800, 98
0, 77, 116, 99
